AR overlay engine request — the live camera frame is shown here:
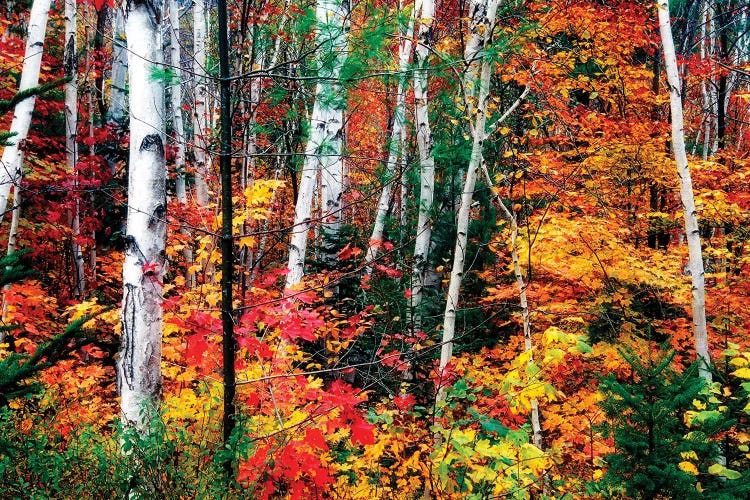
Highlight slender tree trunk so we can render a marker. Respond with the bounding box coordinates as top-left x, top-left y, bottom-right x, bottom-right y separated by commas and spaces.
169, 0, 186, 203
365, 2, 415, 272
108, 5, 127, 124
285, 0, 350, 290
216, 0, 236, 457
193, 0, 210, 207
438, 0, 499, 397
0, 0, 52, 223
167, 0, 195, 288
1, 164, 22, 329
65, 0, 85, 297
117, 0, 167, 433
658, 0, 711, 382
409, 0, 435, 334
